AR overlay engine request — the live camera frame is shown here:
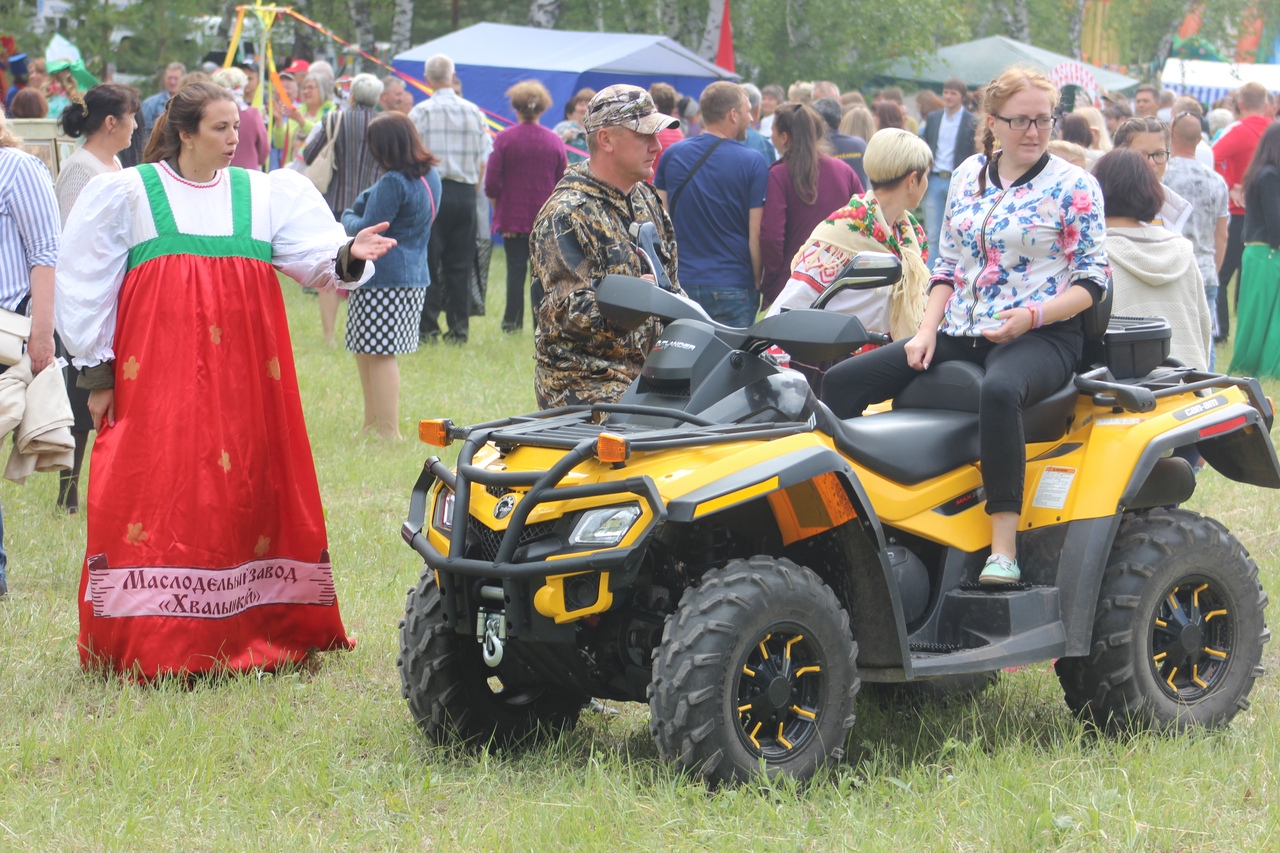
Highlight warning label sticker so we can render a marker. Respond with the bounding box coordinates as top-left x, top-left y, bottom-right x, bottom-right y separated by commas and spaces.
1096, 418, 1143, 426
1032, 466, 1077, 510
